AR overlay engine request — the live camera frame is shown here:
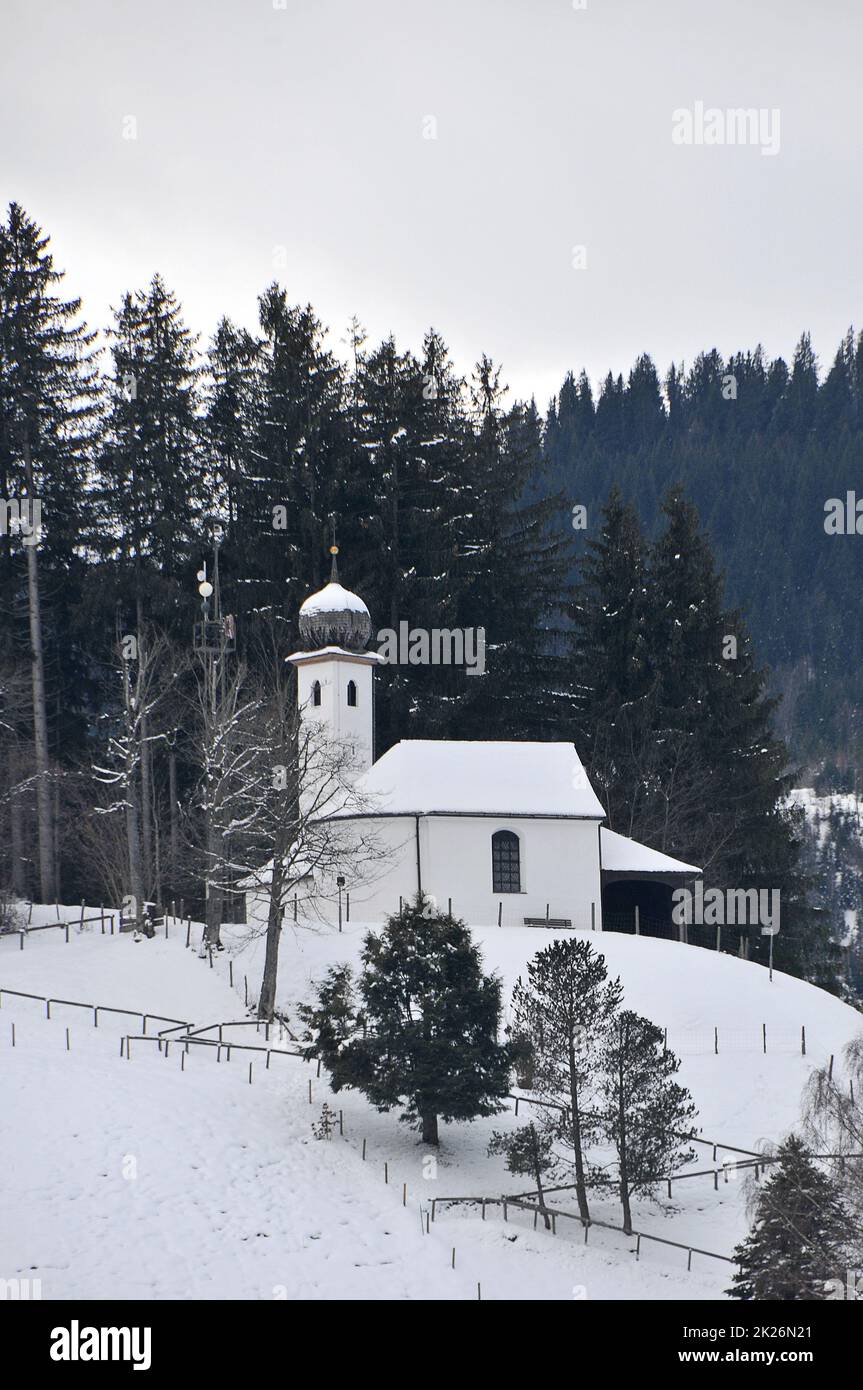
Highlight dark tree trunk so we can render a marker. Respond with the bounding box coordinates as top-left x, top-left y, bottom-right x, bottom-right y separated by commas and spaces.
421, 1111, 439, 1146
620, 1181, 633, 1237
24, 440, 56, 903
168, 746, 179, 892
8, 747, 27, 898
568, 1039, 591, 1223
135, 601, 155, 901
258, 848, 286, 1021
535, 1166, 551, 1231
618, 1049, 633, 1234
